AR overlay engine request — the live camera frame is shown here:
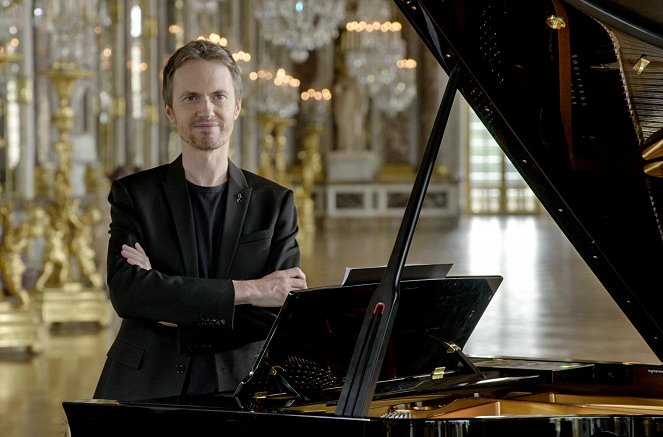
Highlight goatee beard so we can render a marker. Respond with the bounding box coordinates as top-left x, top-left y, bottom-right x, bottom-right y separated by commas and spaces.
191, 140, 223, 151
